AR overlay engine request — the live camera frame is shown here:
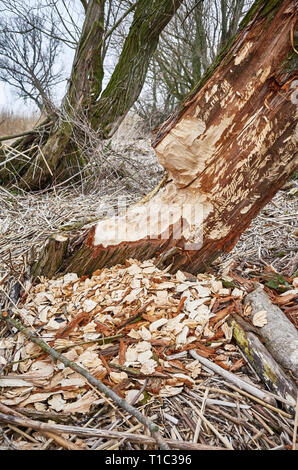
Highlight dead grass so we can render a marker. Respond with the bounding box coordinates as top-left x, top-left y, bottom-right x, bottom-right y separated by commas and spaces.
0, 116, 297, 451
0, 108, 40, 138
0, 256, 296, 450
